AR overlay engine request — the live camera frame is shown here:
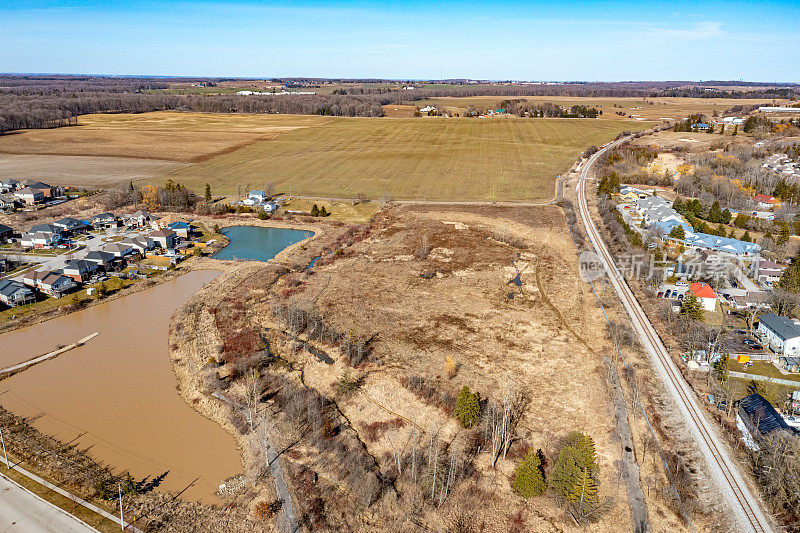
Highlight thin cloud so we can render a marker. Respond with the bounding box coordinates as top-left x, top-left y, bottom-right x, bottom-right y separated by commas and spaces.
646, 21, 725, 41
